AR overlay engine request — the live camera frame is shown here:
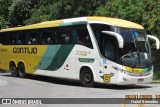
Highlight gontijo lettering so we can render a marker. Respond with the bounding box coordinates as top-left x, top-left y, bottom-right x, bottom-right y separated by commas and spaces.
13, 47, 37, 54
